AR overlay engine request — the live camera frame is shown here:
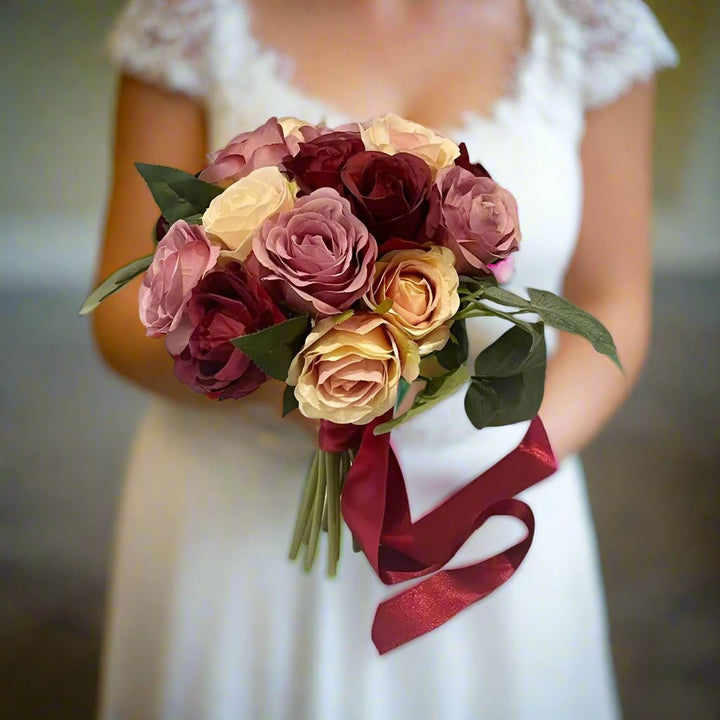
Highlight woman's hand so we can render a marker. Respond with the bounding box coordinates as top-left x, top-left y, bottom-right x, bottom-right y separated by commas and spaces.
540, 80, 656, 460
